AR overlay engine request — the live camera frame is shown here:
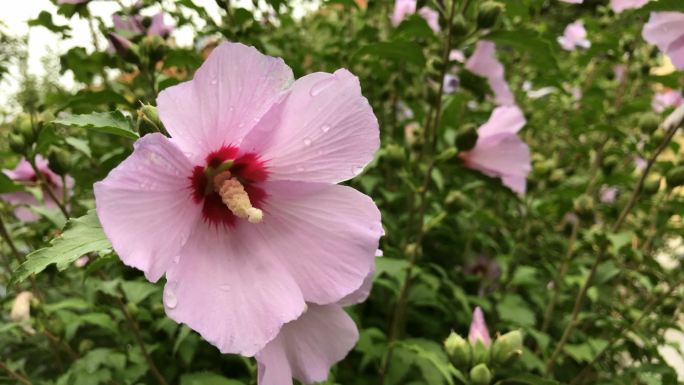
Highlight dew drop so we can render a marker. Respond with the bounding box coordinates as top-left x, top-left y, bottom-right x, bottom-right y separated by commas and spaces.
173, 255, 180, 264
303, 137, 312, 146
310, 77, 335, 97
352, 165, 364, 175
210, 78, 217, 85
164, 286, 178, 309
321, 124, 331, 133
